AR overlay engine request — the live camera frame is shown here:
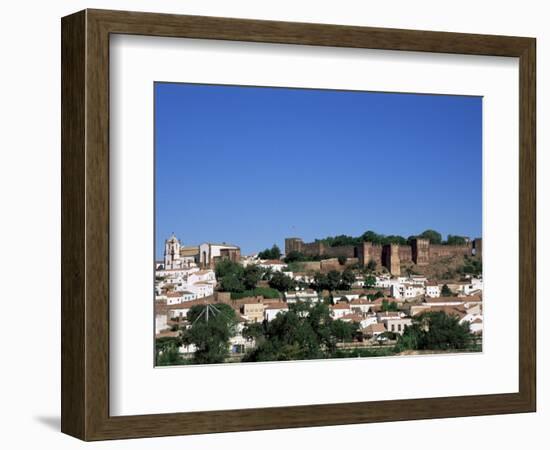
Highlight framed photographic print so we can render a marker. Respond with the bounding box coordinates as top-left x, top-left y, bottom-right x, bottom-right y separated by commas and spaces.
61, 9, 536, 441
